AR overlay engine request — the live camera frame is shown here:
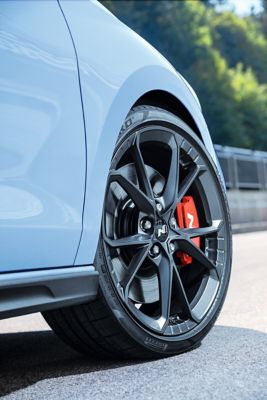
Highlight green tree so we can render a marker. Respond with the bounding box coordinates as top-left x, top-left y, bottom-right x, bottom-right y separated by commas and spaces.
101, 0, 267, 150
213, 11, 267, 83
260, 0, 267, 37
199, 0, 227, 5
